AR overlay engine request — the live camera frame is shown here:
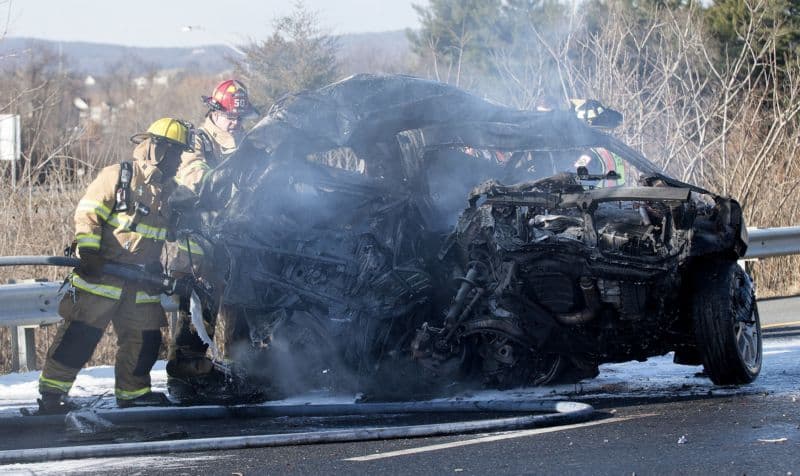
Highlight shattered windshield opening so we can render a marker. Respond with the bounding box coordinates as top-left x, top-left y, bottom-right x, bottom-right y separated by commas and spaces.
421, 143, 648, 226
